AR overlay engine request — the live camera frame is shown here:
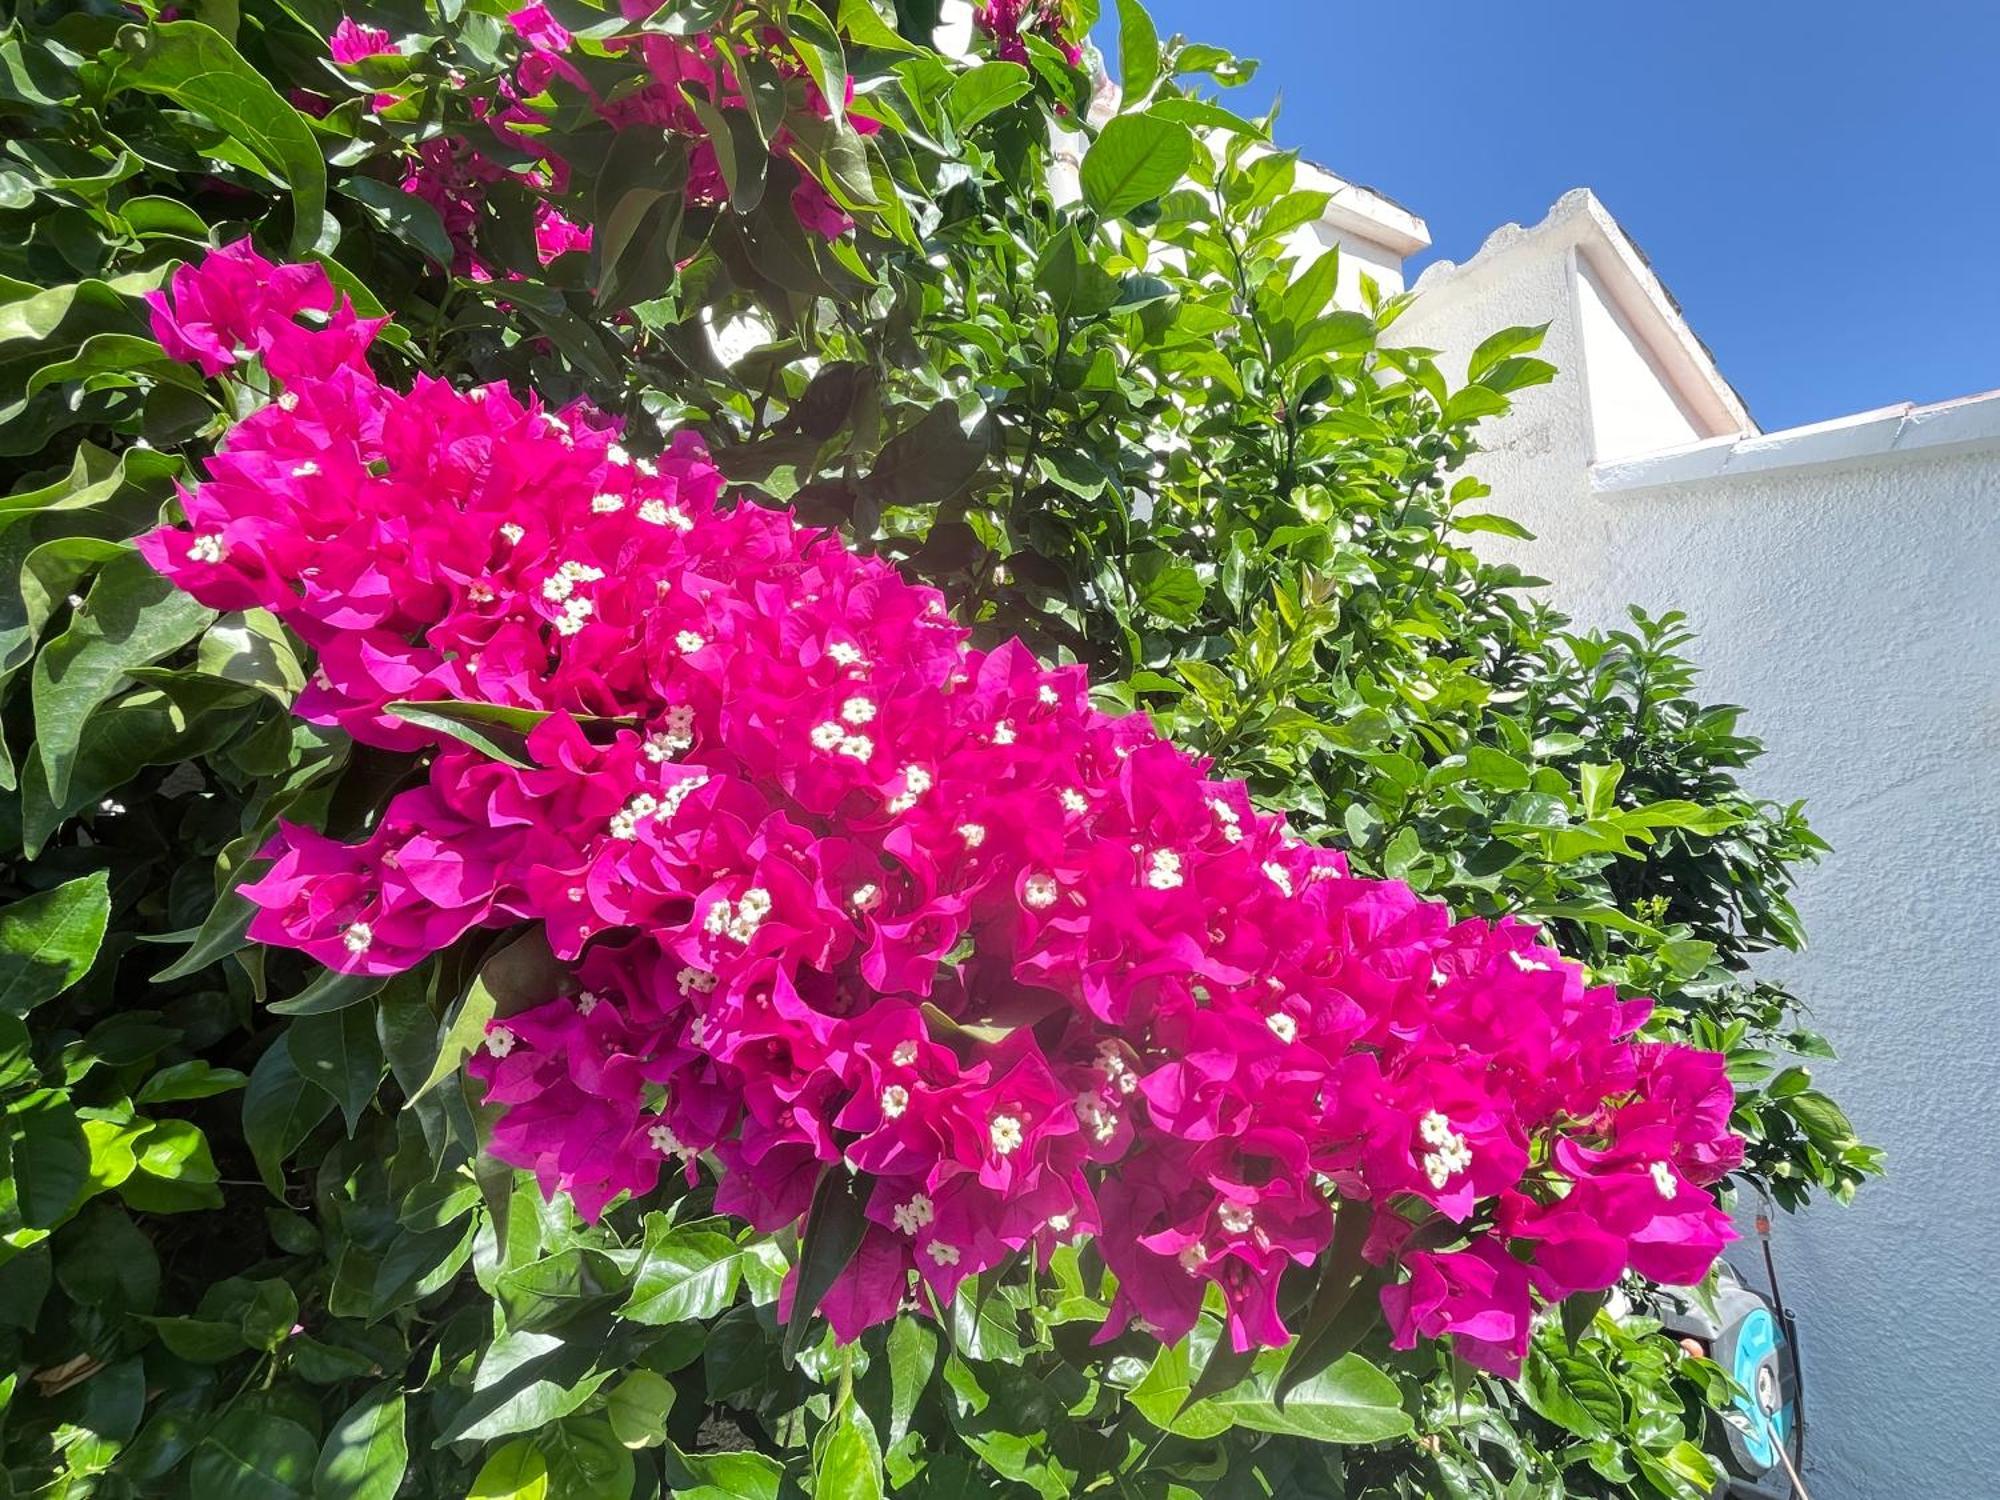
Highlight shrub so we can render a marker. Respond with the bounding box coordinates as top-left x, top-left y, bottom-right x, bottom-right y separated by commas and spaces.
0, 2, 1875, 1497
